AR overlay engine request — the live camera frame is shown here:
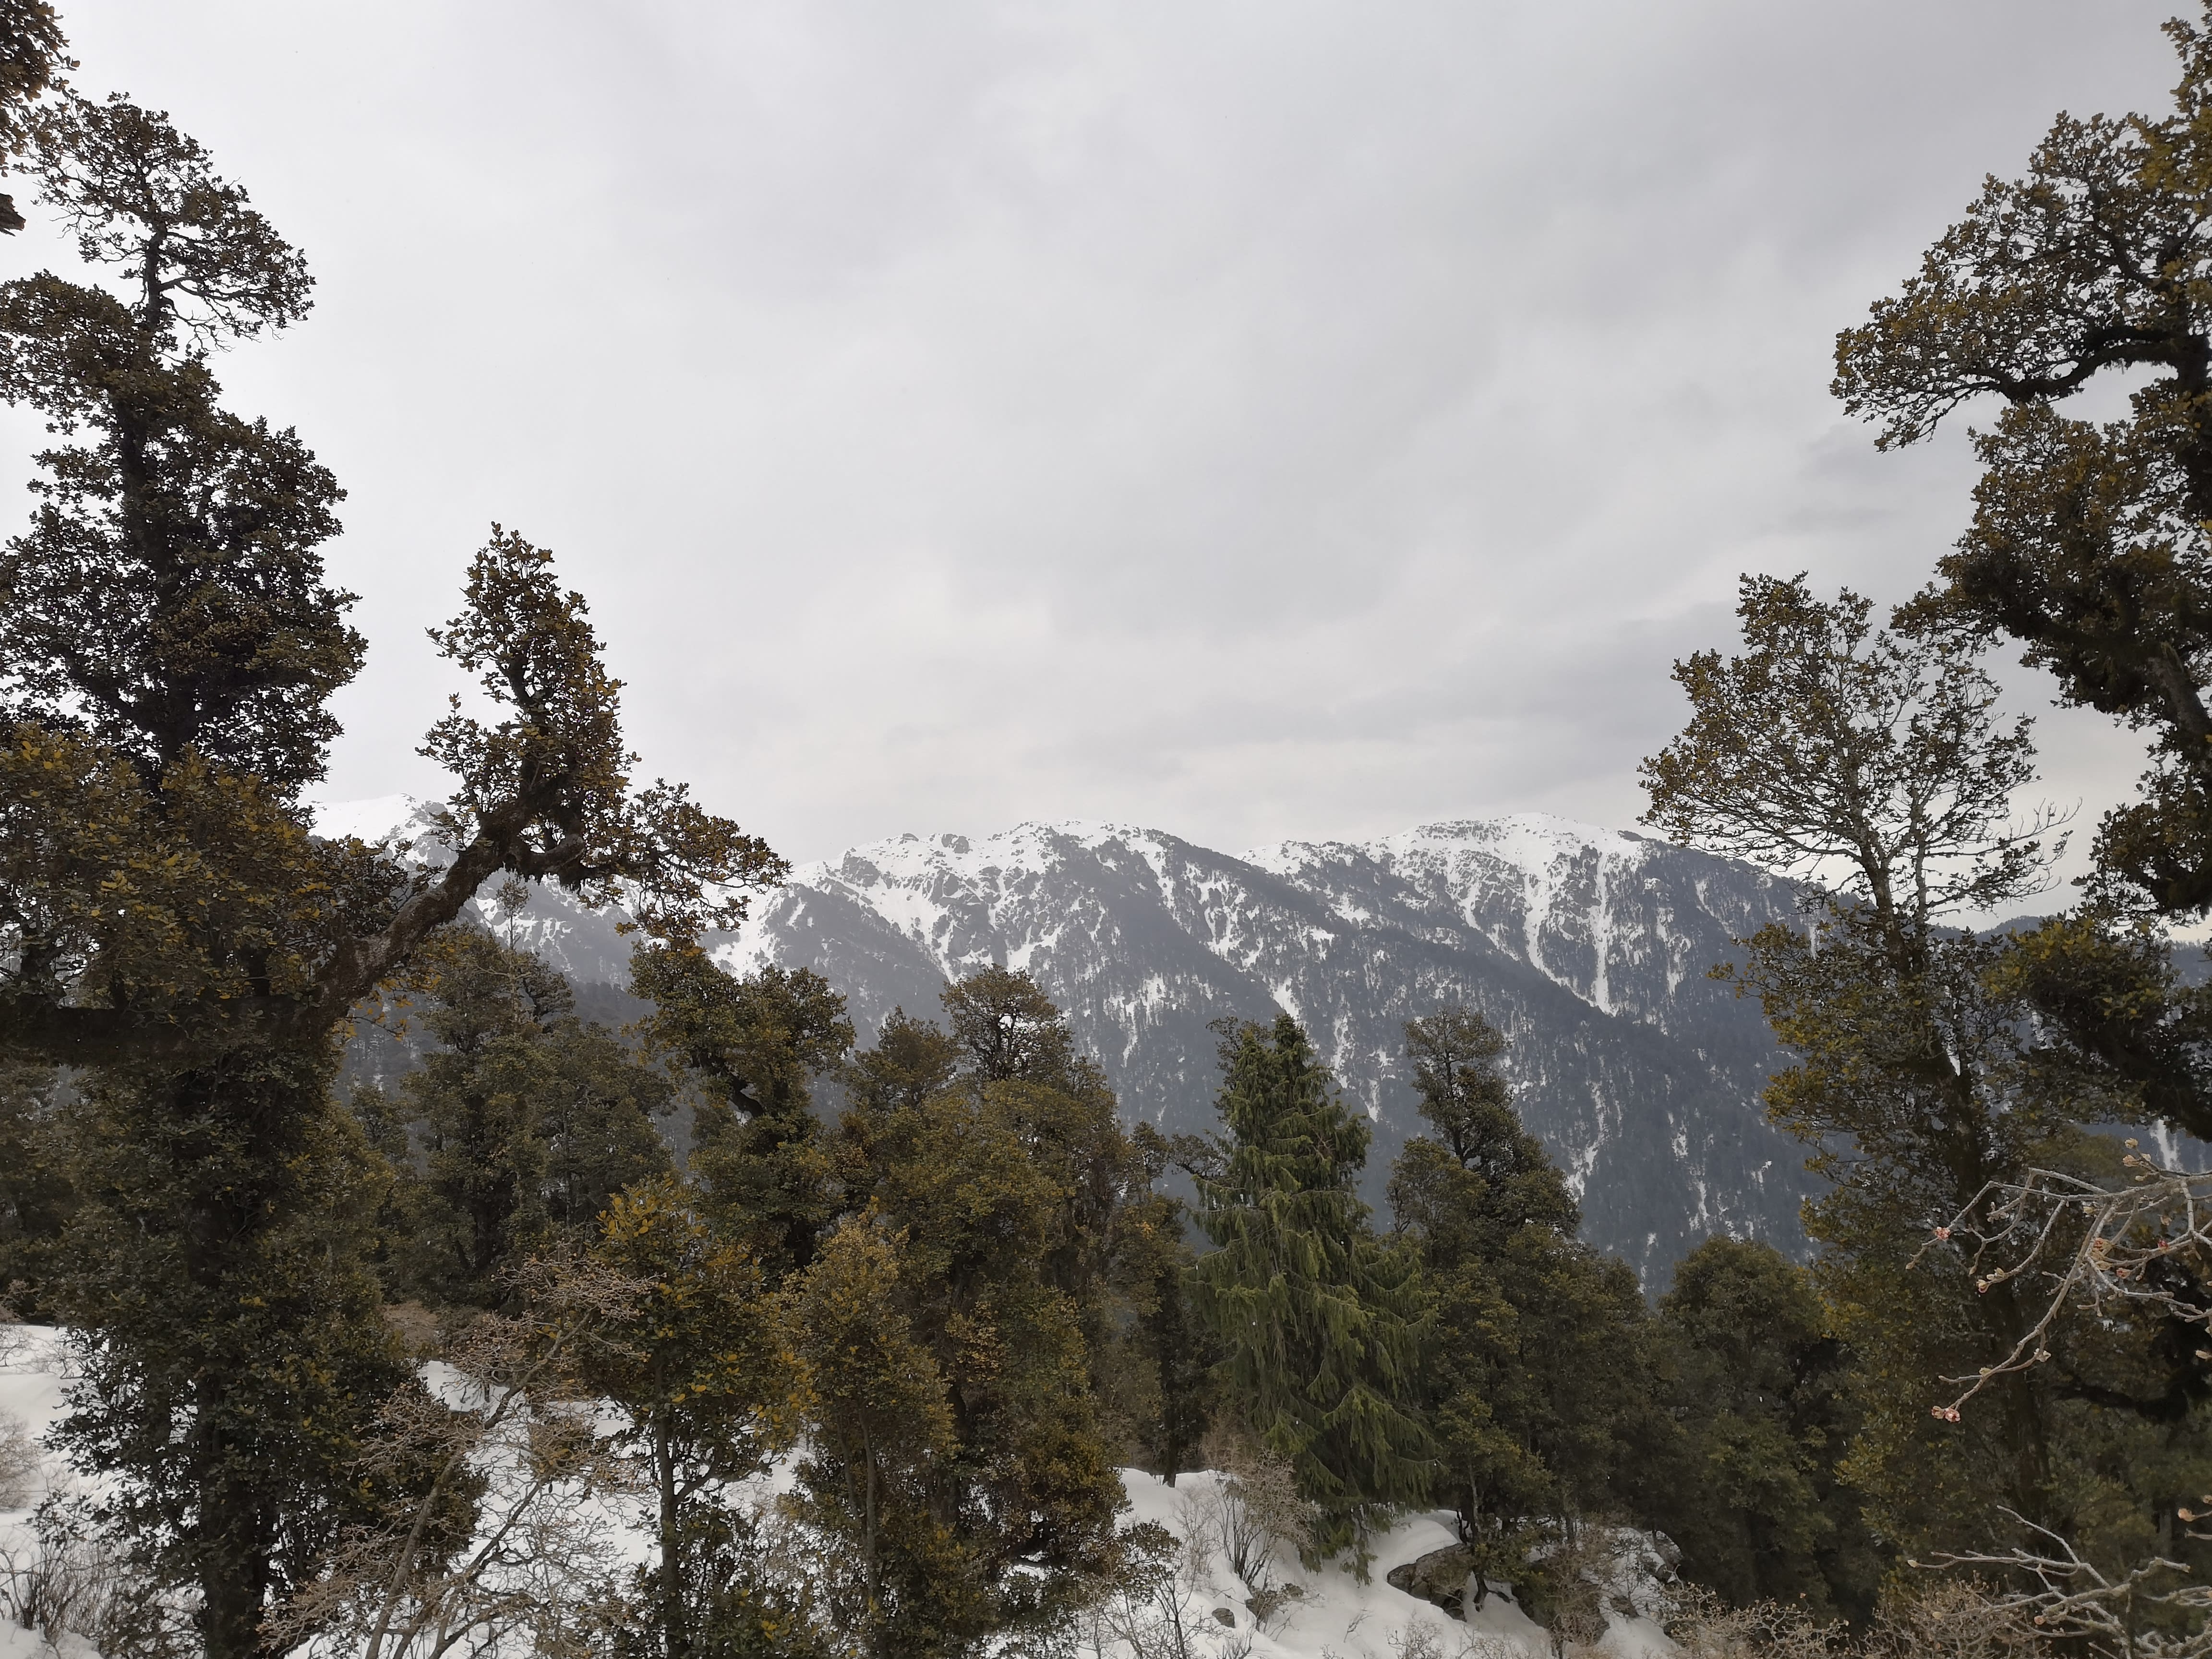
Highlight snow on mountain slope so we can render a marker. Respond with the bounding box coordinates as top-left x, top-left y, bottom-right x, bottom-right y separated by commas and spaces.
315, 802, 1818, 1285
713, 816, 1814, 1284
